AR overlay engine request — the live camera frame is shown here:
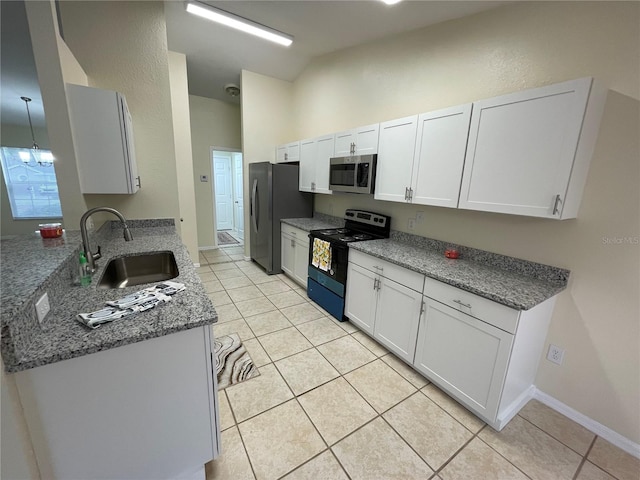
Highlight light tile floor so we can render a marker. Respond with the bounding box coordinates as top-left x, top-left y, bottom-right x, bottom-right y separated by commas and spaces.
198, 253, 639, 480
